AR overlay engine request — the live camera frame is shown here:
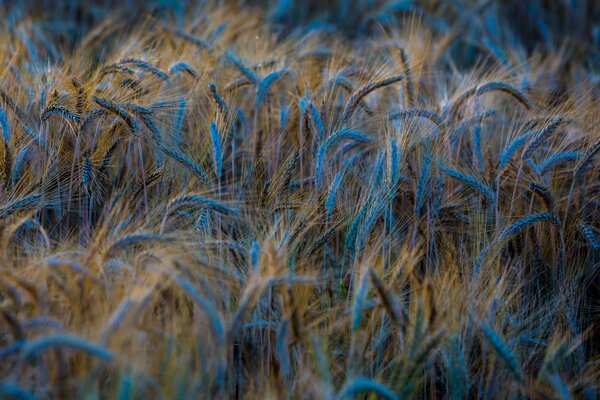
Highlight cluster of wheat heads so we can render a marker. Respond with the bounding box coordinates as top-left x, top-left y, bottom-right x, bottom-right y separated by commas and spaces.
0, 2, 599, 399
